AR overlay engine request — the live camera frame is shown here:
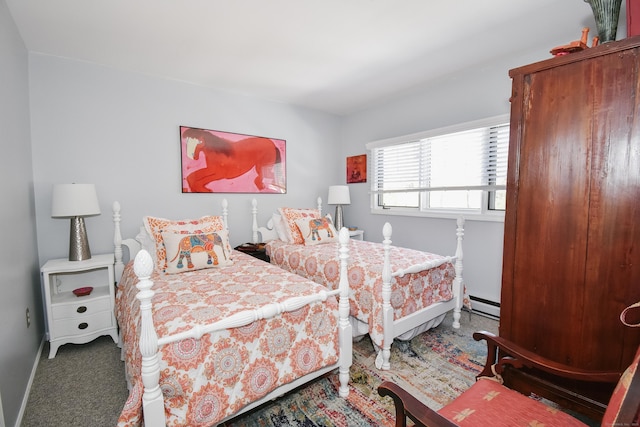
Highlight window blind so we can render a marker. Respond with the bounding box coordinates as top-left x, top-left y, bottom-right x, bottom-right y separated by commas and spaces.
371, 123, 509, 195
